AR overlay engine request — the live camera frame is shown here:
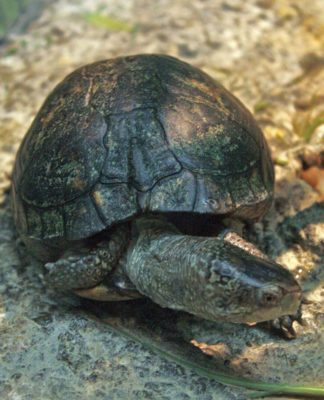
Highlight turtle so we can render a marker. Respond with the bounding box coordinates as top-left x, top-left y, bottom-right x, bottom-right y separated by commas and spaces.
11, 54, 302, 329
